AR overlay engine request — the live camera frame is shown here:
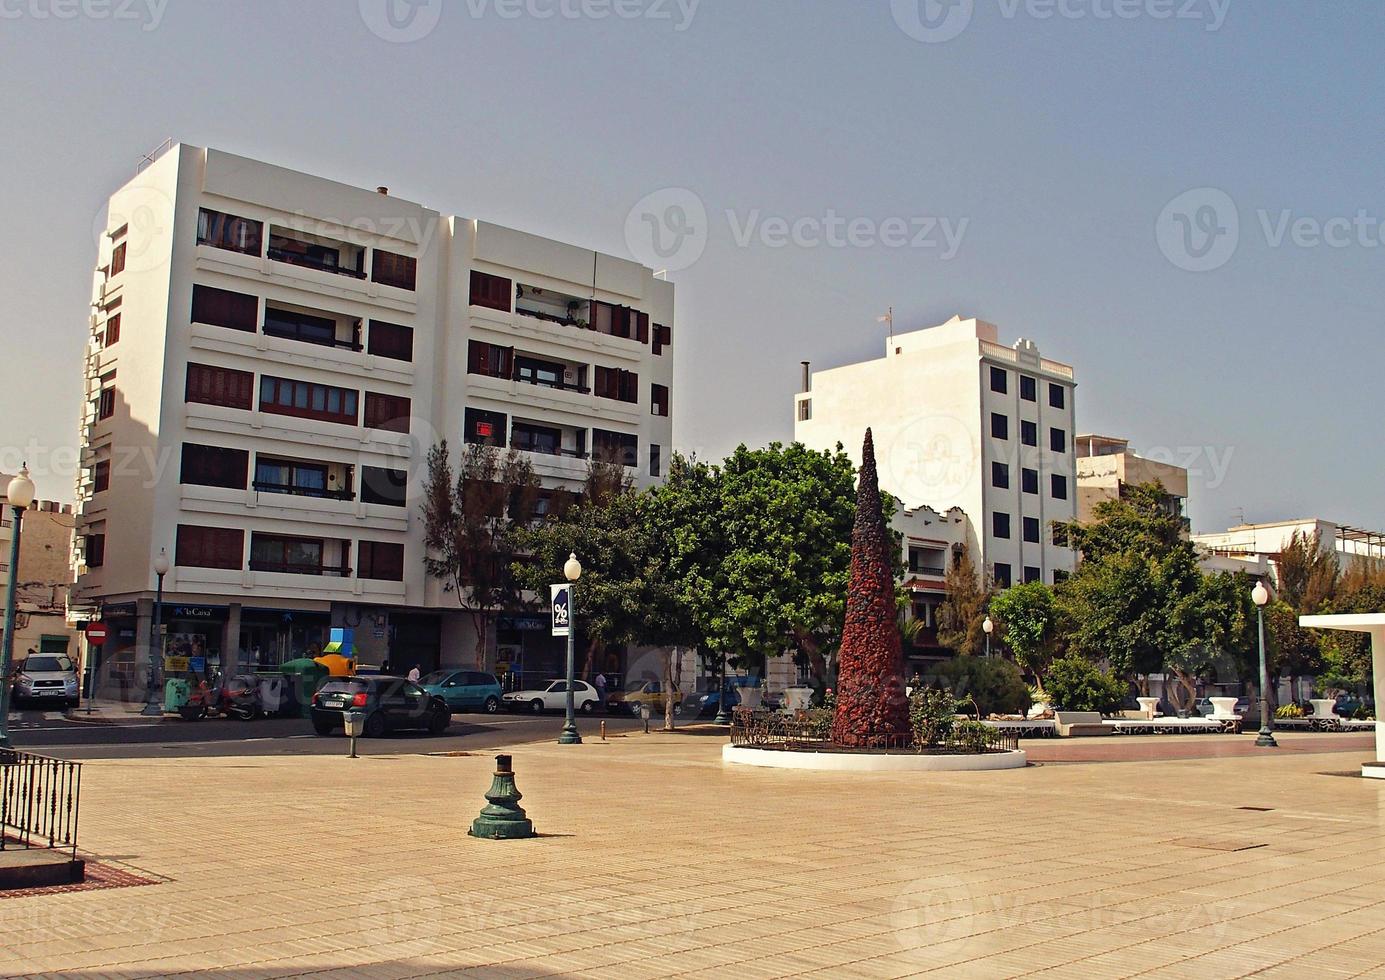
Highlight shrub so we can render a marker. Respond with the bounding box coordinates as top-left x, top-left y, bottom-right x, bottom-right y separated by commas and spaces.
1354, 705, 1375, 721
1042, 656, 1126, 714
1276, 703, 1305, 719
951, 720, 995, 753
927, 657, 1032, 717
909, 687, 958, 747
